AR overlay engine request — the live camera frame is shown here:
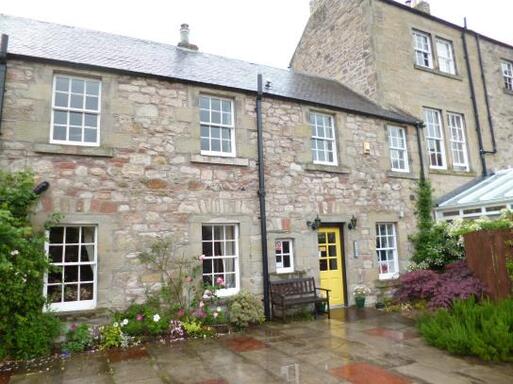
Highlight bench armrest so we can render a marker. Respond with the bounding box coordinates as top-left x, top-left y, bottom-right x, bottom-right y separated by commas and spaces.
316, 288, 331, 292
